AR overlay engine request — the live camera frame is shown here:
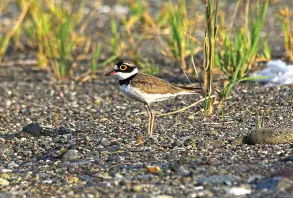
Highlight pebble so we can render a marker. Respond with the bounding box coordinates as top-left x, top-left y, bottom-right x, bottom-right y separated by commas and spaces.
198, 175, 236, 185
177, 166, 190, 176
172, 140, 183, 147
65, 160, 92, 166
0, 138, 5, 143
8, 161, 19, 169
57, 126, 70, 135
132, 184, 142, 192
227, 186, 251, 195
207, 158, 220, 165
151, 196, 174, 198
197, 141, 213, 151
1, 174, 10, 179
0, 178, 10, 186
1, 169, 12, 173
100, 138, 111, 146
62, 150, 80, 161
188, 190, 213, 198
42, 179, 53, 184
